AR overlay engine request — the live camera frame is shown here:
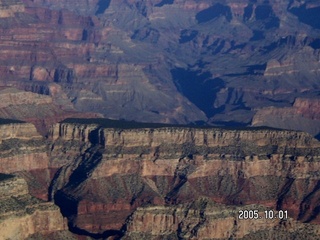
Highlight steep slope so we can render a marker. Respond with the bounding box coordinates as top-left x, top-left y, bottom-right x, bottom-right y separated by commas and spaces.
0, 119, 320, 239
0, 174, 68, 239
0, 87, 101, 134
46, 119, 320, 238
0, 0, 319, 136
